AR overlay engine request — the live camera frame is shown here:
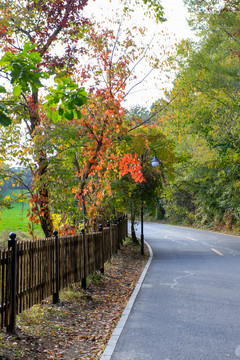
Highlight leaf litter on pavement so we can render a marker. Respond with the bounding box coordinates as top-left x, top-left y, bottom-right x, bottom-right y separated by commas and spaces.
0, 239, 148, 360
